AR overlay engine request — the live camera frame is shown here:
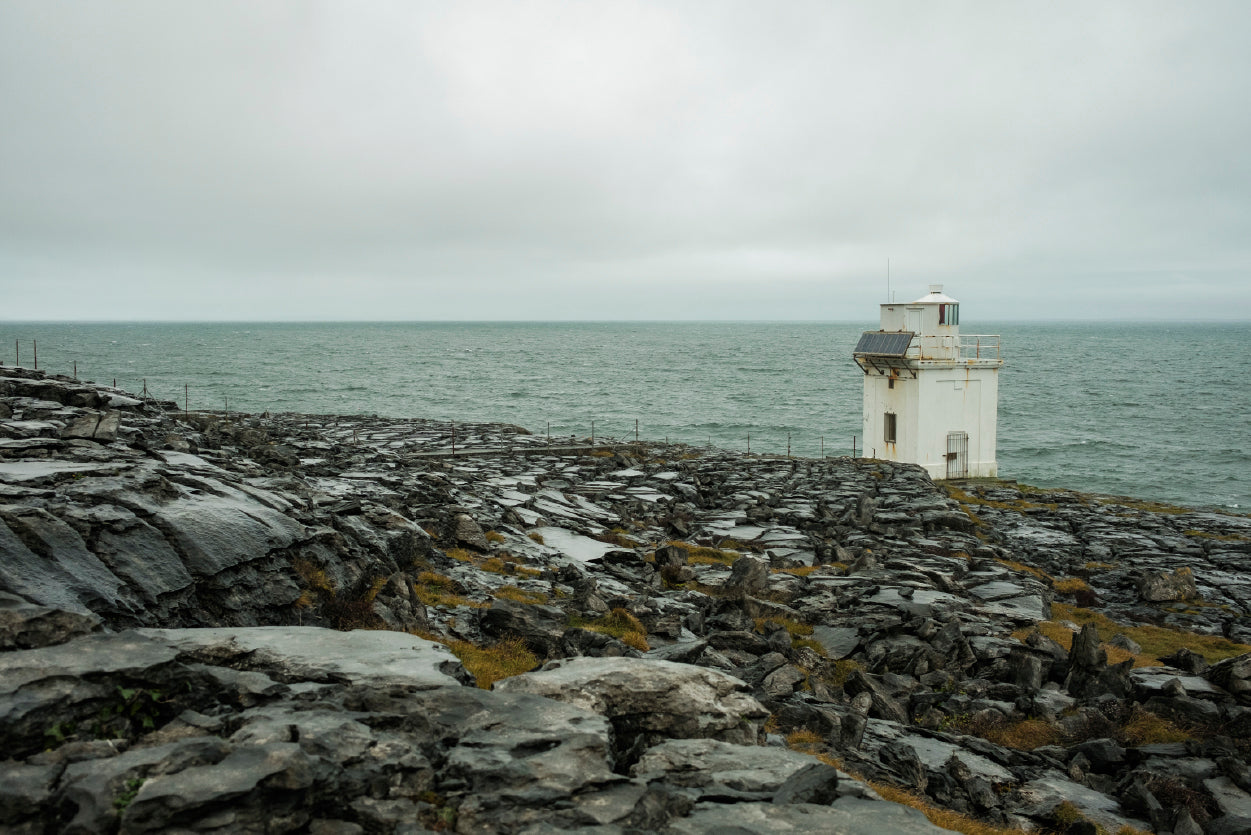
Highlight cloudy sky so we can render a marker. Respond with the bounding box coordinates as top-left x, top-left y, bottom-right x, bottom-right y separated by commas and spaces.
1, 1, 1248, 321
